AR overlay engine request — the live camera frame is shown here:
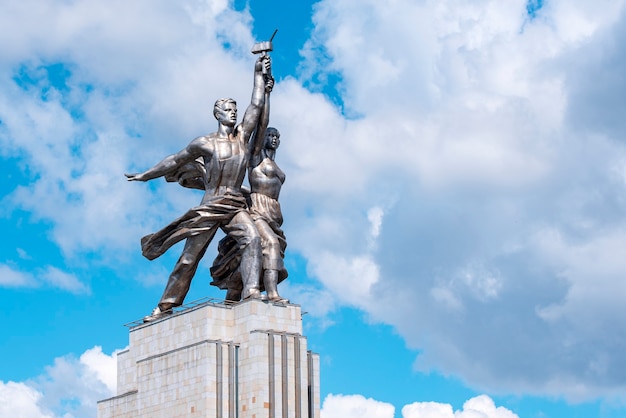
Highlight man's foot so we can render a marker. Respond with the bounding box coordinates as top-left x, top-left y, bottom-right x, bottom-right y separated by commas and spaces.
225, 288, 242, 303
143, 306, 173, 323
